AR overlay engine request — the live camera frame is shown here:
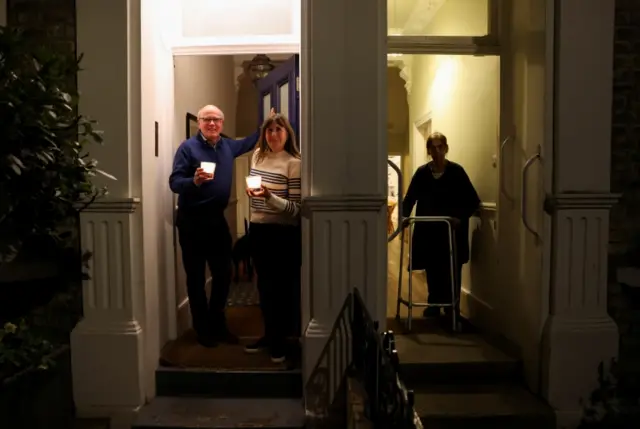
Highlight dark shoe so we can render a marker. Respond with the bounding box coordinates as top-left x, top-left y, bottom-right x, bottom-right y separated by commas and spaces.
244, 337, 269, 354
423, 306, 441, 318
269, 344, 287, 364
197, 335, 218, 348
